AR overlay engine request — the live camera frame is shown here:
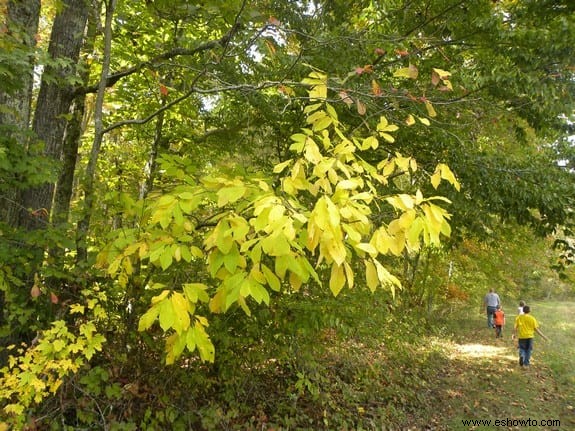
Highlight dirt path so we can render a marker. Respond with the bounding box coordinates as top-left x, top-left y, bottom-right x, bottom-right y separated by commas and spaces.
424, 302, 575, 430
